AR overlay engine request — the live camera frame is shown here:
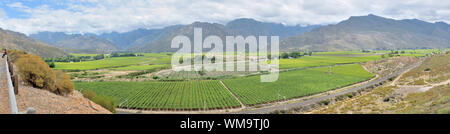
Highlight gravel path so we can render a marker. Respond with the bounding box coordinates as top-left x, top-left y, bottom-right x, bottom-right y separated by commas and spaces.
0, 57, 11, 114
